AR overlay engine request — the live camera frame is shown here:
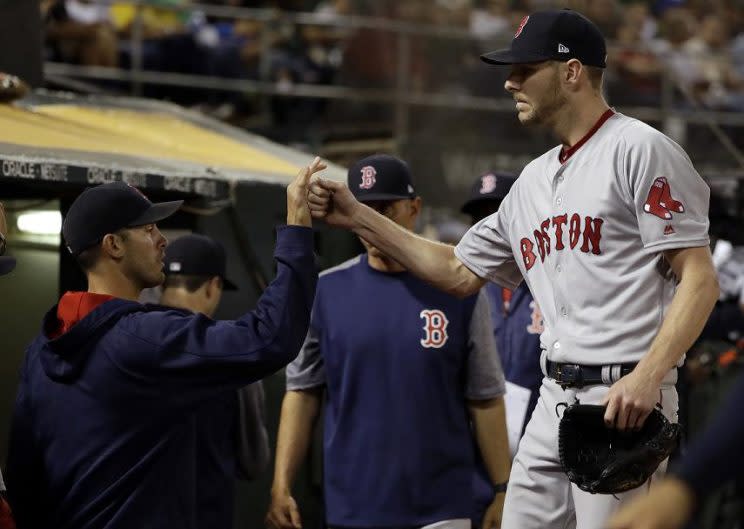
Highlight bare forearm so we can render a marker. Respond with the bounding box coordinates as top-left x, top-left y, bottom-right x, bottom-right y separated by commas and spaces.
271, 389, 321, 494
469, 397, 511, 486
637, 260, 719, 383
354, 204, 483, 297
